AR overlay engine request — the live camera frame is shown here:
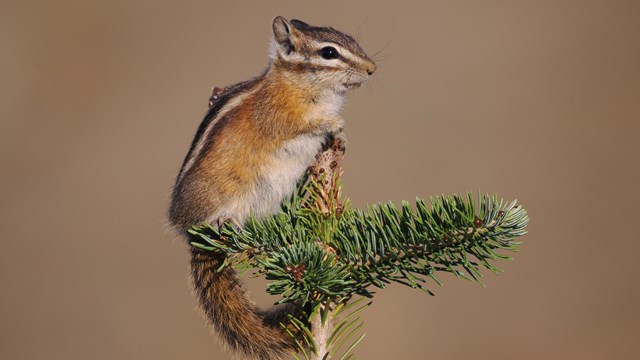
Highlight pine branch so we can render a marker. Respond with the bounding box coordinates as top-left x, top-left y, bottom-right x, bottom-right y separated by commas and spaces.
188, 138, 529, 358
189, 189, 527, 302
